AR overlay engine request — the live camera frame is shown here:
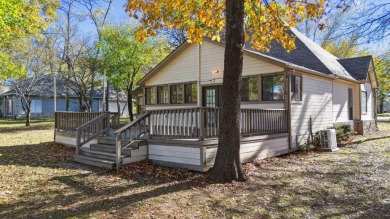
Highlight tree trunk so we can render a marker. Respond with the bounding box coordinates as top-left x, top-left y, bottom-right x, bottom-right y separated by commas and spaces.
116, 89, 121, 114
127, 88, 134, 122
26, 110, 30, 127
208, 0, 247, 183
379, 95, 384, 114
25, 100, 31, 127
